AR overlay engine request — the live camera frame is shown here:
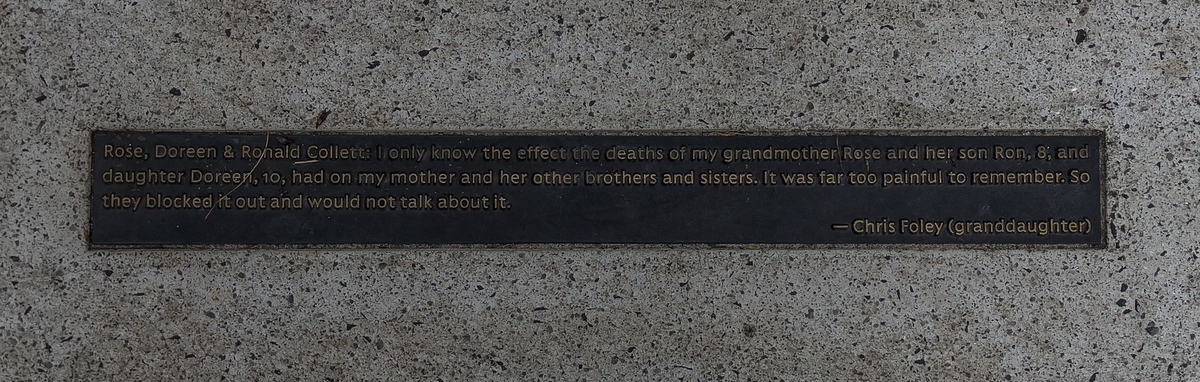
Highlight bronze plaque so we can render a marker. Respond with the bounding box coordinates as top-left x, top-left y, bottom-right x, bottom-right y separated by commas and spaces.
90, 132, 1104, 247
